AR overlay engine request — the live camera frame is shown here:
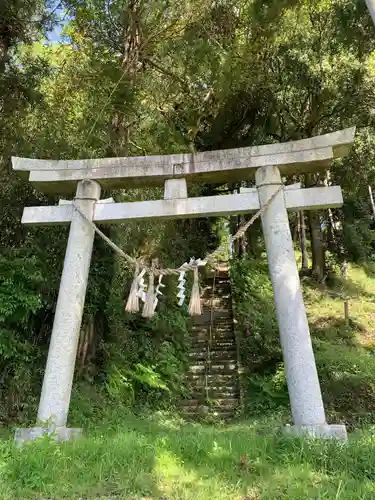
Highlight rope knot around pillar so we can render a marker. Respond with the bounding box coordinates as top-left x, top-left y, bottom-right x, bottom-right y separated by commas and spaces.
256, 181, 284, 188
